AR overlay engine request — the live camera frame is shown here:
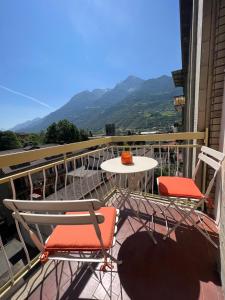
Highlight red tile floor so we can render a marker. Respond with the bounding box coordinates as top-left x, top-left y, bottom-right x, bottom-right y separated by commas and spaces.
17, 196, 223, 300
